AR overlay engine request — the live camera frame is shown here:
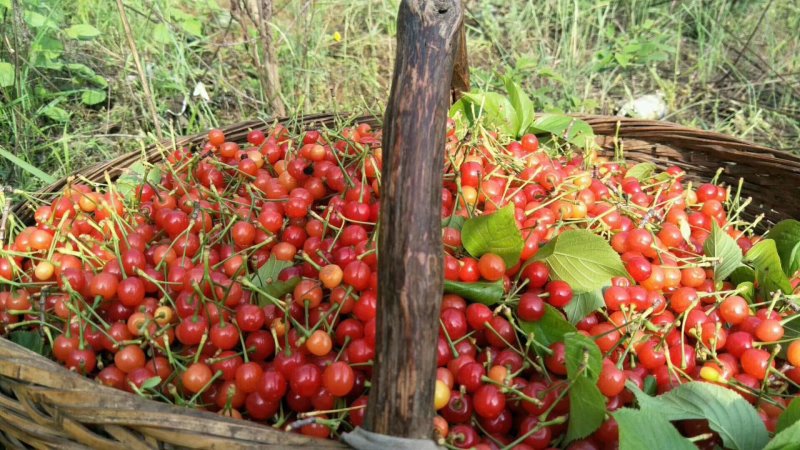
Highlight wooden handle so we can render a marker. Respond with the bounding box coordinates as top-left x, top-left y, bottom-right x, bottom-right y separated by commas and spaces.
451, 19, 470, 102
365, 0, 464, 439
